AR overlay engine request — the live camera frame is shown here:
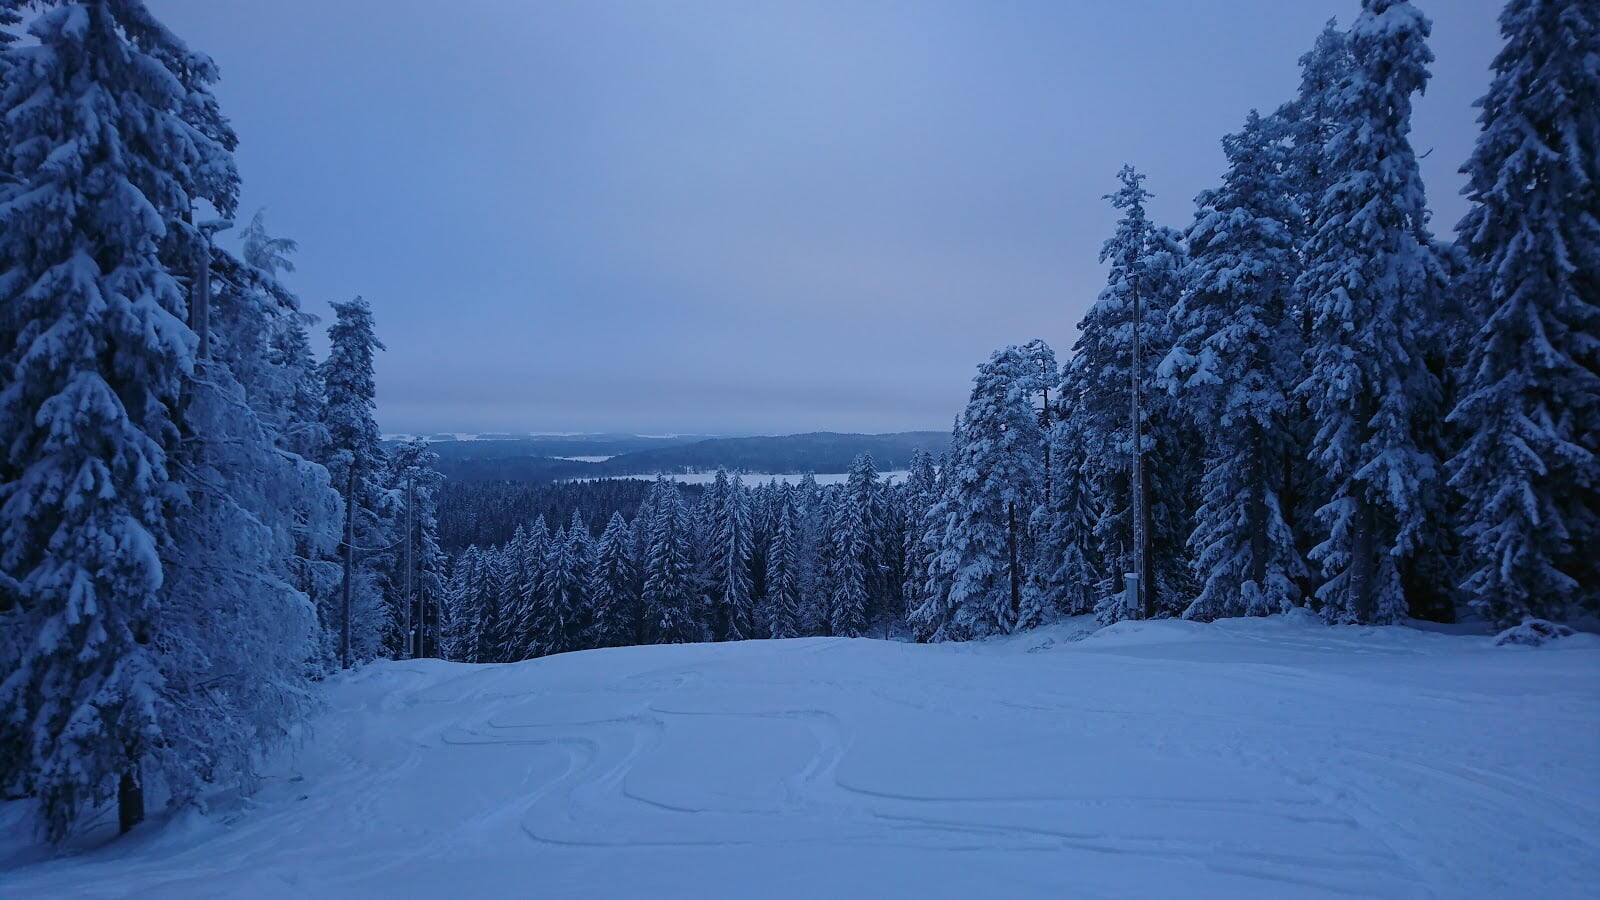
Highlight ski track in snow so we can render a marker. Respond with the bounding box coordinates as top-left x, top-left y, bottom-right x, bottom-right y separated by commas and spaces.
3, 619, 1597, 898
